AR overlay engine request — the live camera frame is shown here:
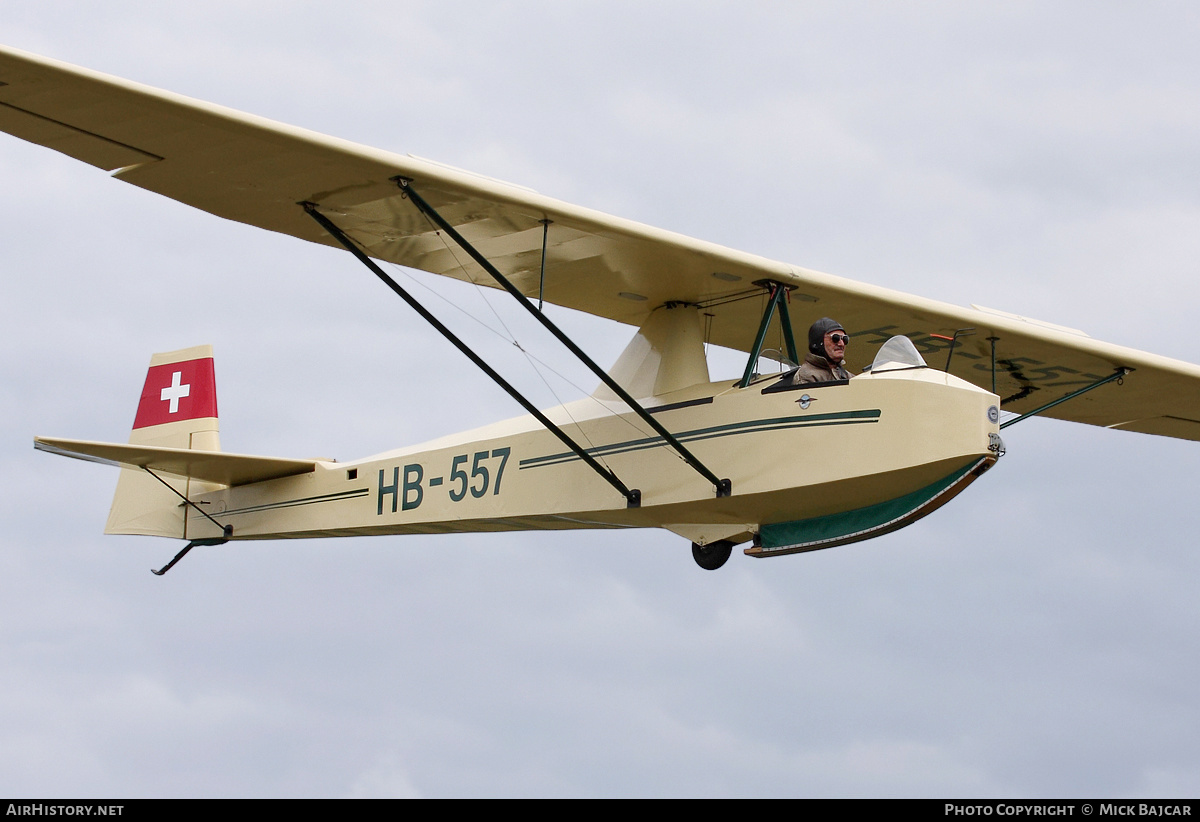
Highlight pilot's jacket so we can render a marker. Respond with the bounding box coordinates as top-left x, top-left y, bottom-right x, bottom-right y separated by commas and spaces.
791, 352, 854, 385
